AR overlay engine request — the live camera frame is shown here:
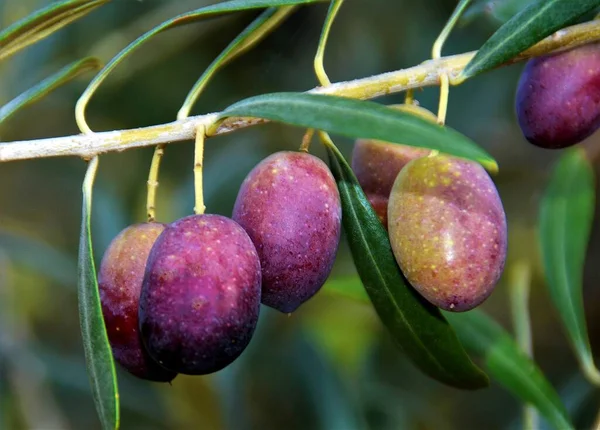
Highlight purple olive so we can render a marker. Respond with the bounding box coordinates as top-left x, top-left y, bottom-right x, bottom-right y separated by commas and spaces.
139, 214, 261, 375
351, 104, 434, 228
98, 223, 176, 382
232, 151, 341, 313
516, 43, 600, 149
388, 155, 507, 312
